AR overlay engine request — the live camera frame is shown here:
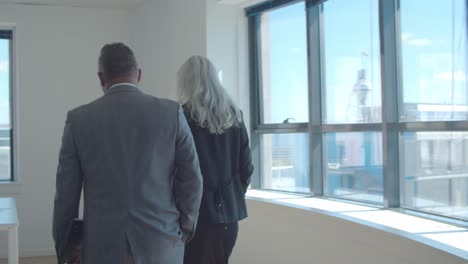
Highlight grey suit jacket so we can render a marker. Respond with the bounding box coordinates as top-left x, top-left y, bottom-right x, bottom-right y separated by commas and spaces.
52, 85, 203, 264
